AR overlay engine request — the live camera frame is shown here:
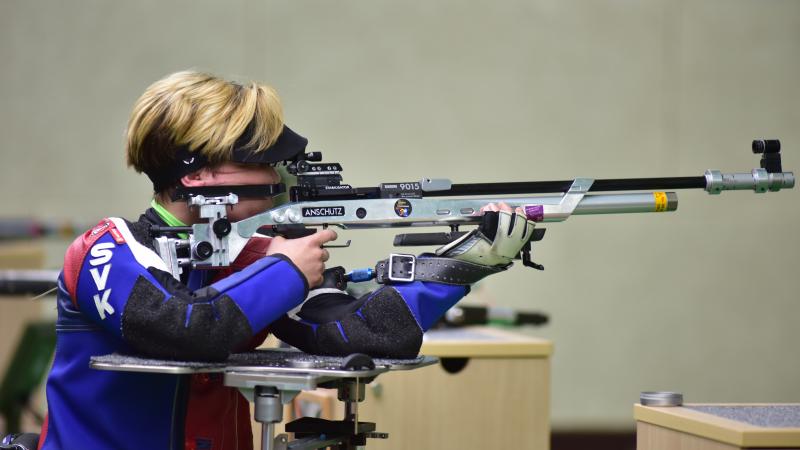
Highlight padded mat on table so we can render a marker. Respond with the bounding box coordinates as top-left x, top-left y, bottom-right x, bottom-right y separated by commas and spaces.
91, 348, 425, 370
